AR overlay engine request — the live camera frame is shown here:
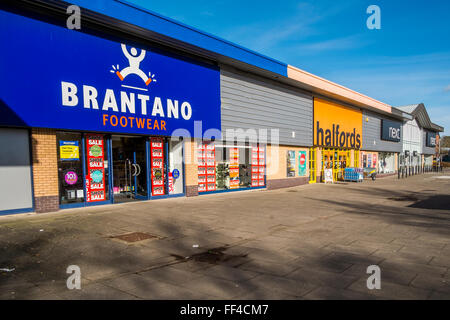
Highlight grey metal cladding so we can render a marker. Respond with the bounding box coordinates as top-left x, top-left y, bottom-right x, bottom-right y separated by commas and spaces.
422, 131, 435, 155
362, 110, 402, 152
220, 68, 313, 146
